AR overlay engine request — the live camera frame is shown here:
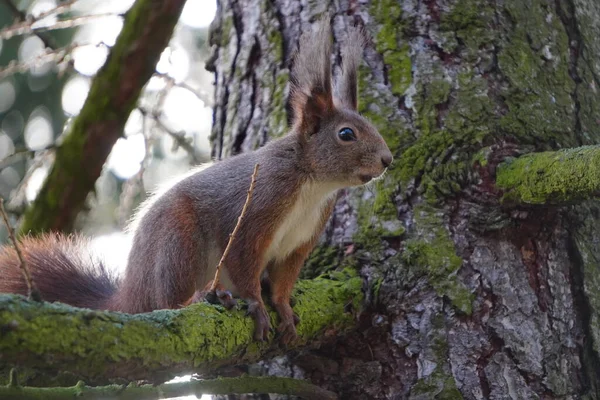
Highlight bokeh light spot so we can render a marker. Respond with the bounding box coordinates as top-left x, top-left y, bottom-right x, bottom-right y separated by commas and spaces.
0, 81, 16, 113
24, 107, 53, 151
62, 76, 91, 116
0, 132, 15, 160
180, 0, 217, 29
